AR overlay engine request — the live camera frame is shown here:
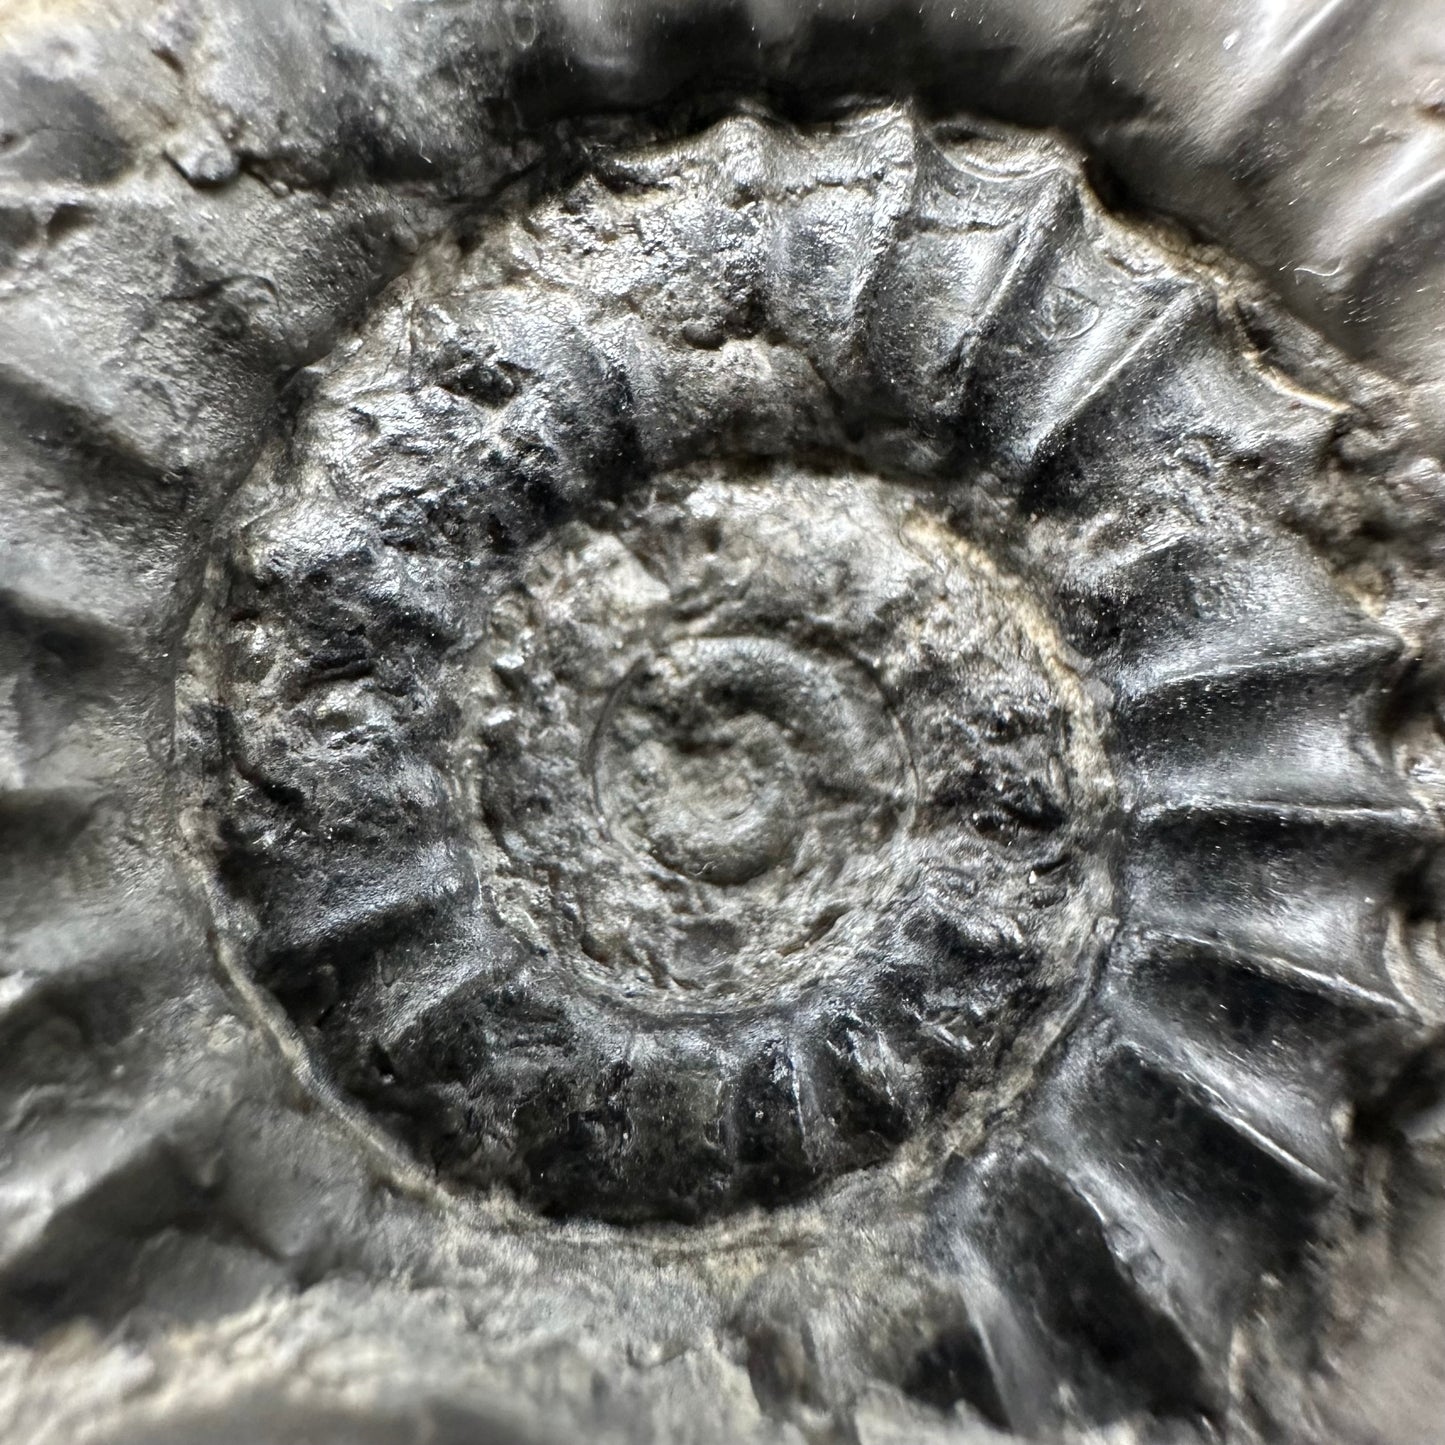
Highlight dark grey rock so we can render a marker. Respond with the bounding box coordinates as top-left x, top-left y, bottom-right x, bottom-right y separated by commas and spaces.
2, 5, 1444, 1444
